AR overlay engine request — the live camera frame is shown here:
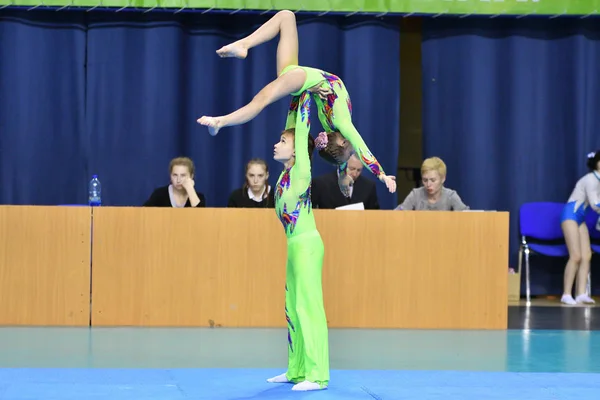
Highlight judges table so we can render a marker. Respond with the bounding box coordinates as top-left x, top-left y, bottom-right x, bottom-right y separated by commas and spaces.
0, 206, 91, 326
0, 206, 509, 329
